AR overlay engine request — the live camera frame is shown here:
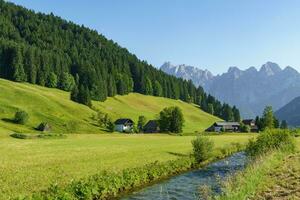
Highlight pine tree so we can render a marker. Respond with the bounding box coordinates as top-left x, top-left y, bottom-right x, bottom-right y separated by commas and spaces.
153, 80, 163, 96
11, 46, 26, 82
280, 120, 288, 129
137, 115, 147, 132
262, 106, 274, 130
